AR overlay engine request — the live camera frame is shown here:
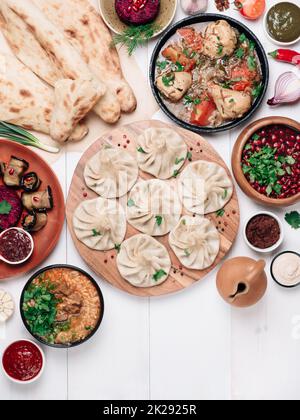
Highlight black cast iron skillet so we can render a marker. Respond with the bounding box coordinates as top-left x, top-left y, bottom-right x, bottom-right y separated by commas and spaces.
20, 264, 105, 349
150, 14, 269, 134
